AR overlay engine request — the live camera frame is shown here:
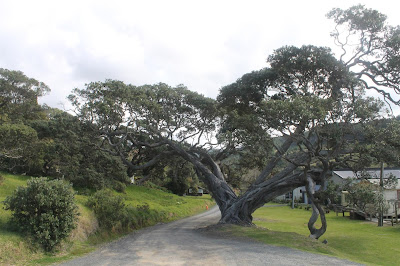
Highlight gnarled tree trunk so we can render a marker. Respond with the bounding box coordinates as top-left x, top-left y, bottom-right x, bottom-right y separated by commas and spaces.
164, 133, 327, 239
306, 174, 327, 239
